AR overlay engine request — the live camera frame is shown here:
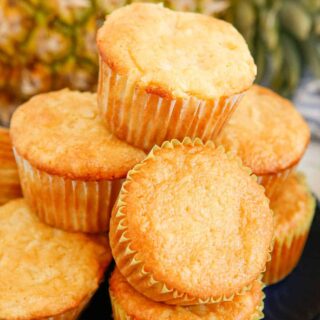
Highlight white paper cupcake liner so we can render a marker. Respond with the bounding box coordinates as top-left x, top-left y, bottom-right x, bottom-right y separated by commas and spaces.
14, 149, 122, 233
98, 59, 244, 151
